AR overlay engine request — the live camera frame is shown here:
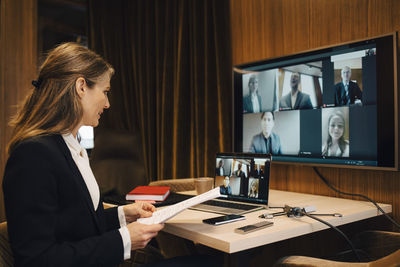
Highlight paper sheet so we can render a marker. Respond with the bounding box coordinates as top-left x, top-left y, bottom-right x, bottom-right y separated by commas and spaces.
137, 187, 221, 225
